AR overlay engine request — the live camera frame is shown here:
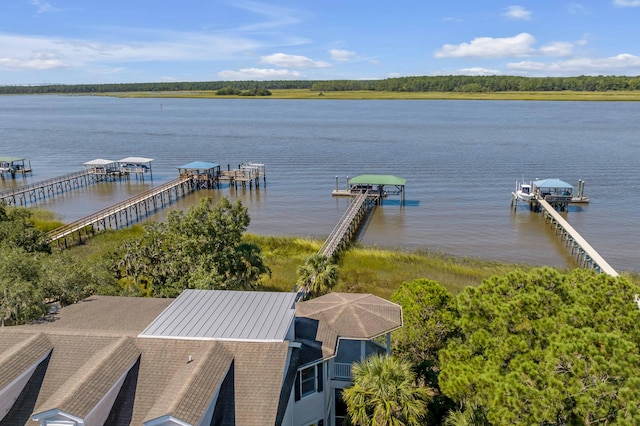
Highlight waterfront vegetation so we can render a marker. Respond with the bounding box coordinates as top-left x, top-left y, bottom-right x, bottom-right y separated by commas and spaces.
112, 88, 640, 101
3, 75, 640, 101
5, 203, 640, 423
